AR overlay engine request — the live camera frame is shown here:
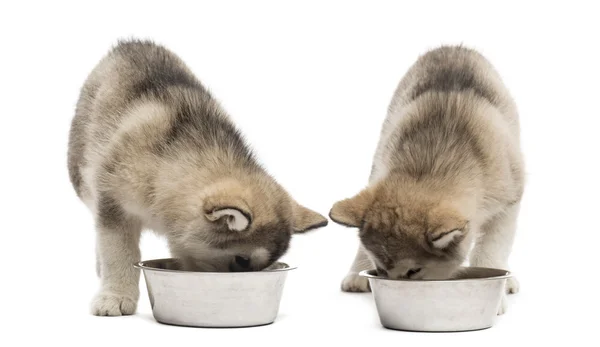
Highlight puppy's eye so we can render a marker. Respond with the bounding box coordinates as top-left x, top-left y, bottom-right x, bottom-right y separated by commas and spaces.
406, 268, 422, 278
